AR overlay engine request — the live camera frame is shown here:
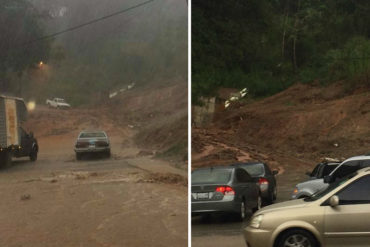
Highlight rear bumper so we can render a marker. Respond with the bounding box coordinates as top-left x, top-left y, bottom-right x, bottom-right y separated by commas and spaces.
191, 200, 240, 214
75, 147, 110, 153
